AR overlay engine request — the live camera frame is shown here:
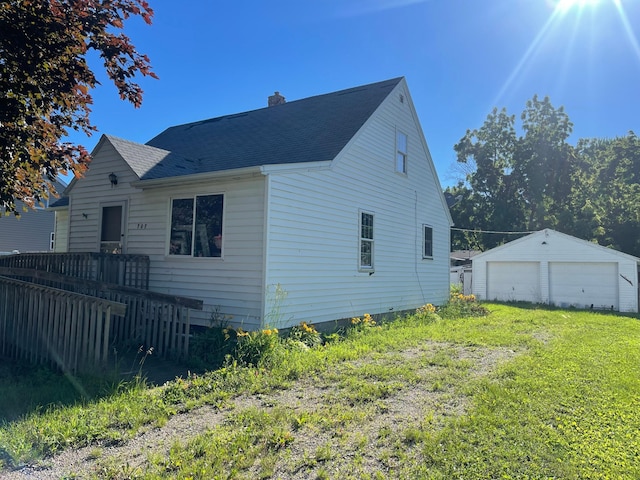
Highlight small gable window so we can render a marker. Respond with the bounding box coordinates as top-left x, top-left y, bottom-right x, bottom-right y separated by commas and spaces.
423, 225, 433, 258
396, 131, 408, 174
170, 194, 224, 257
359, 211, 374, 271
